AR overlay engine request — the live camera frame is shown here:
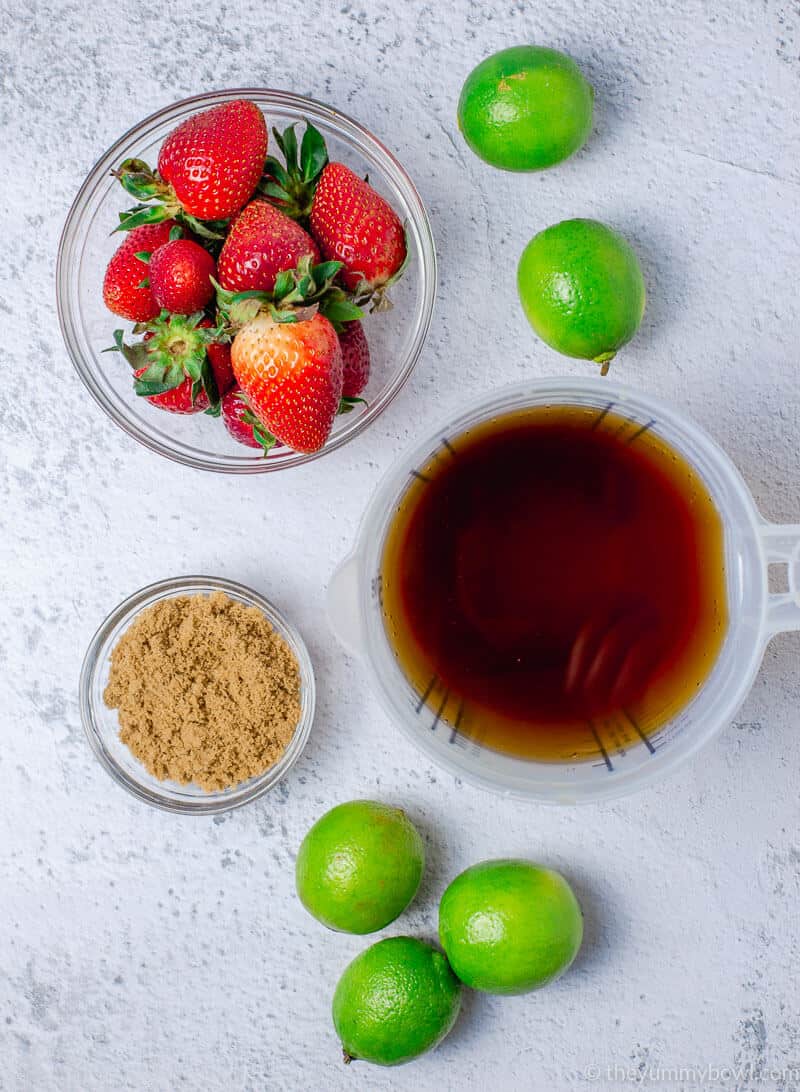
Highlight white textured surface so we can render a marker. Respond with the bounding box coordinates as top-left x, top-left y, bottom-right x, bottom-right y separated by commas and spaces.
2, 1, 800, 1089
